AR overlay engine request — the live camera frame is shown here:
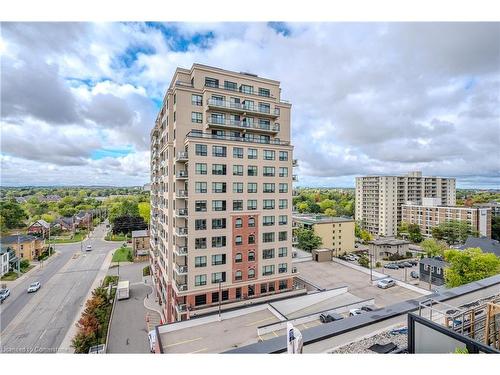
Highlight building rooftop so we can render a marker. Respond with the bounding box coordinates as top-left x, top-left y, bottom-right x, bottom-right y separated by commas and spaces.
292, 214, 354, 225
131, 230, 149, 238
419, 257, 449, 268
0, 234, 40, 244
368, 238, 410, 246
459, 236, 500, 257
